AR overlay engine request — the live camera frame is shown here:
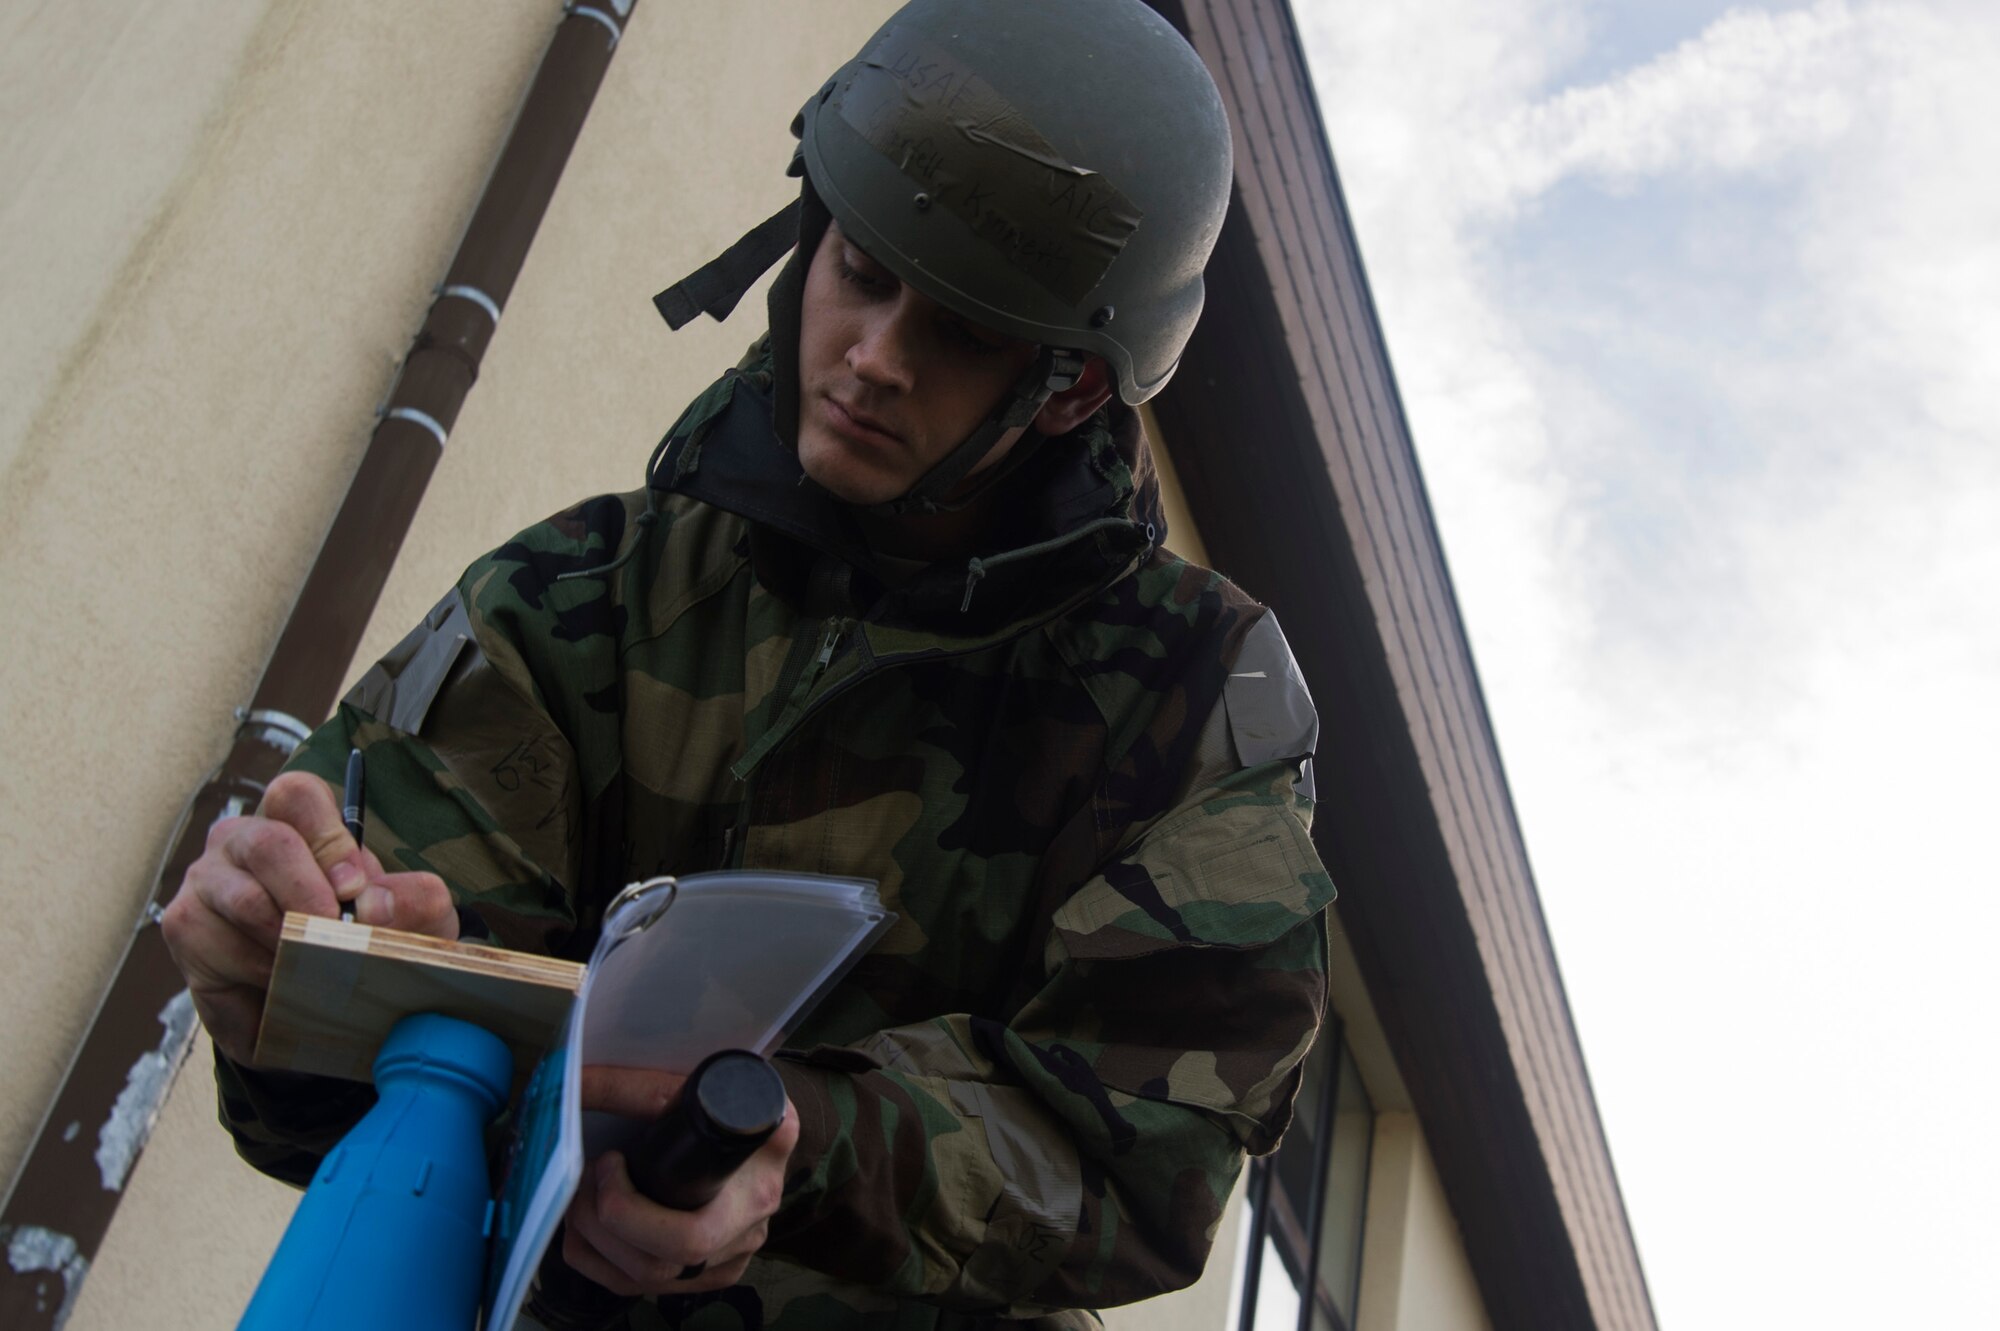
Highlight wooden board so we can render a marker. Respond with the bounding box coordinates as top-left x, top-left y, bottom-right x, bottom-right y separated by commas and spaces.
253, 912, 584, 1086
